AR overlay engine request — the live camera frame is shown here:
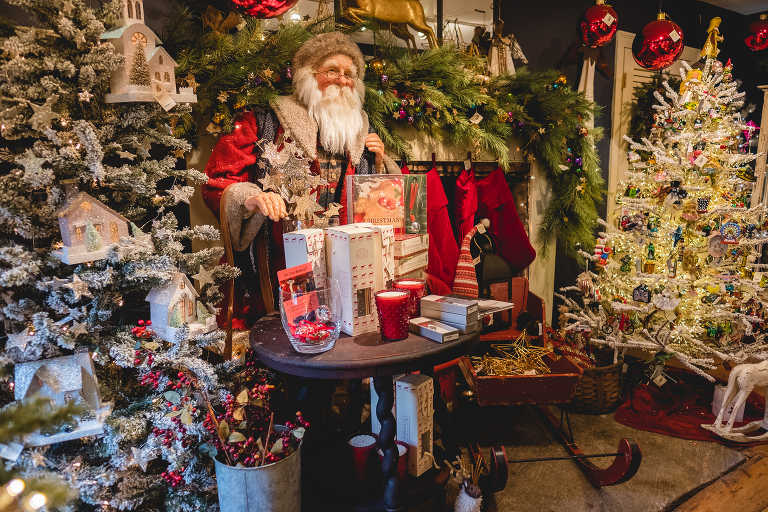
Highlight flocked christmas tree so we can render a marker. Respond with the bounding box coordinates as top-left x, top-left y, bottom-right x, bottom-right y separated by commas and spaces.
0, 0, 240, 509
559, 29, 768, 380
128, 41, 151, 87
